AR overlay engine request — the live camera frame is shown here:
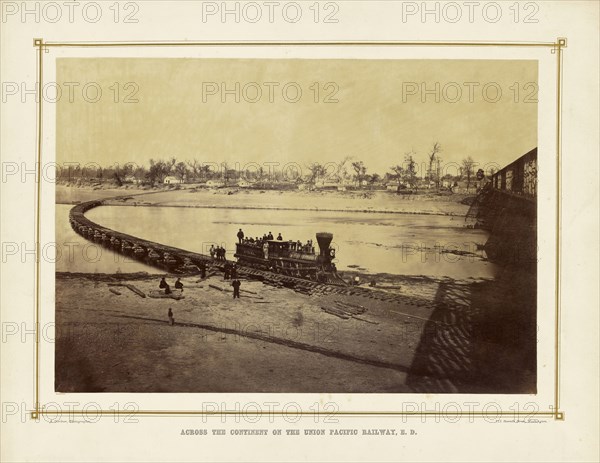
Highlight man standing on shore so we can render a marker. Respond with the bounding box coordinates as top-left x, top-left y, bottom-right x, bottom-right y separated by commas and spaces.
231, 279, 241, 299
